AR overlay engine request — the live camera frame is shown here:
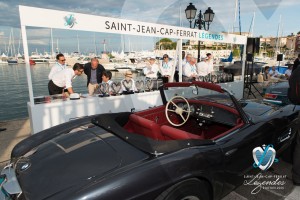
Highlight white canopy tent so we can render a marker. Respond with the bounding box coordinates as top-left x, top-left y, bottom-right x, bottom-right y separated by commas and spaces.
19, 5, 248, 134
